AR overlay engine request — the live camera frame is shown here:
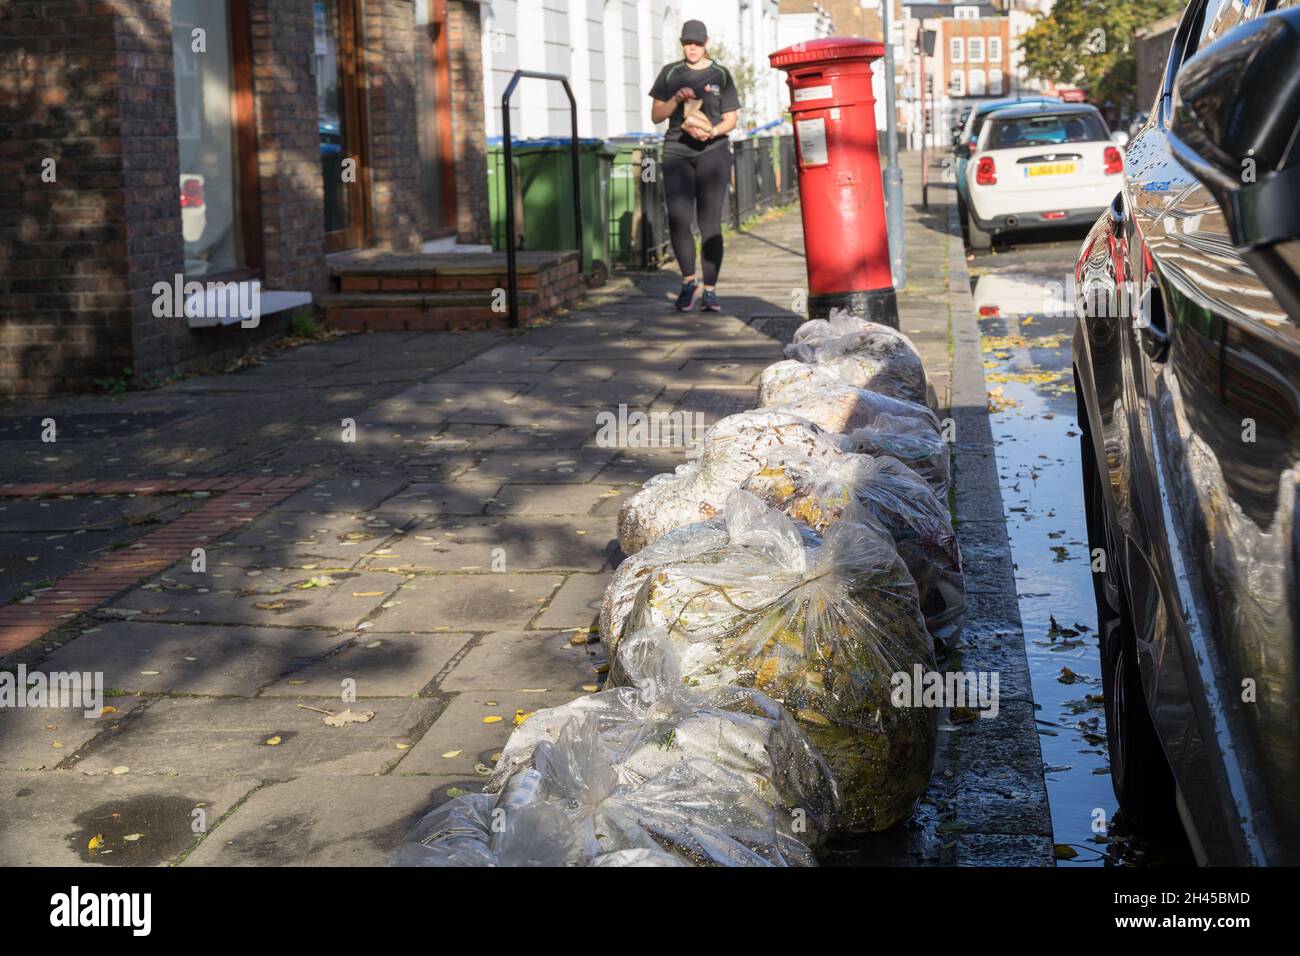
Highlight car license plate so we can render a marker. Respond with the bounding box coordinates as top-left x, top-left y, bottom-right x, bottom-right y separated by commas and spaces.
1026, 163, 1077, 177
